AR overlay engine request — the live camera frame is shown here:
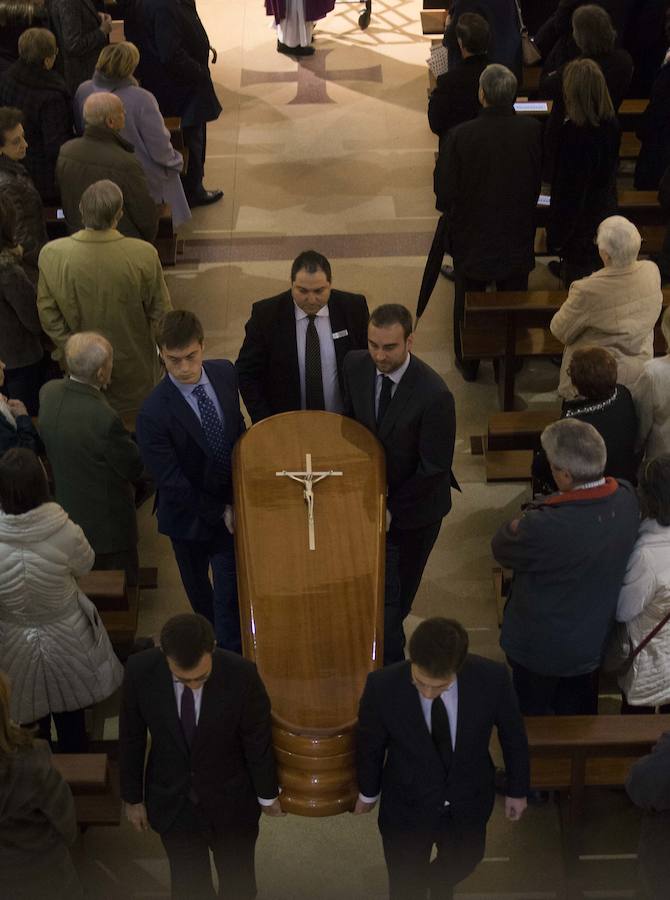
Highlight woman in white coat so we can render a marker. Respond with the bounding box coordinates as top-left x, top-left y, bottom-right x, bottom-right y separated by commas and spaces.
616, 454, 670, 713
0, 448, 123, 750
